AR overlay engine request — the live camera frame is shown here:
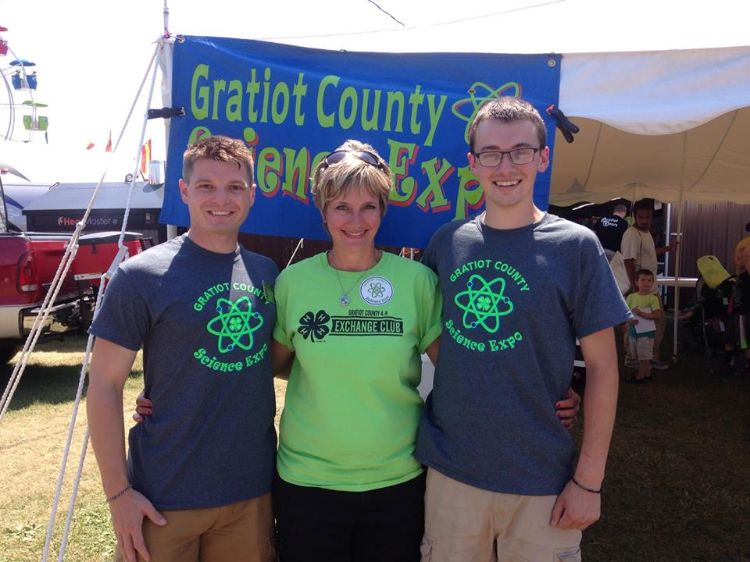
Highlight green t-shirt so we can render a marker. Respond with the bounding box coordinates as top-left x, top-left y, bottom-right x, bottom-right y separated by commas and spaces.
273, 252, 442, 491
626, 292, 661, 338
